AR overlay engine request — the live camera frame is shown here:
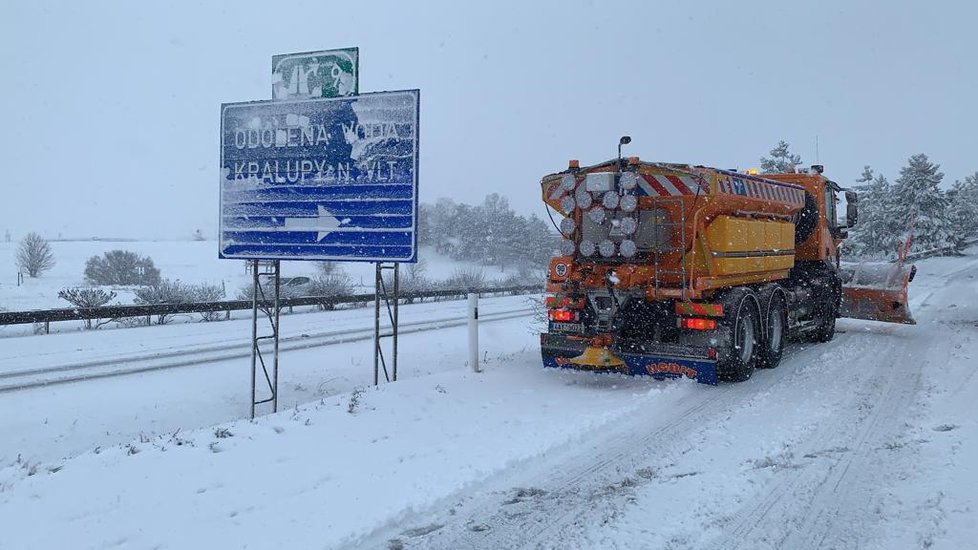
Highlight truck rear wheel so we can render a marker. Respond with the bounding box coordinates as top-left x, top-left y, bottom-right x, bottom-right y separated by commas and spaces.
718, 288, 760, 382
758, 289, 787, 369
